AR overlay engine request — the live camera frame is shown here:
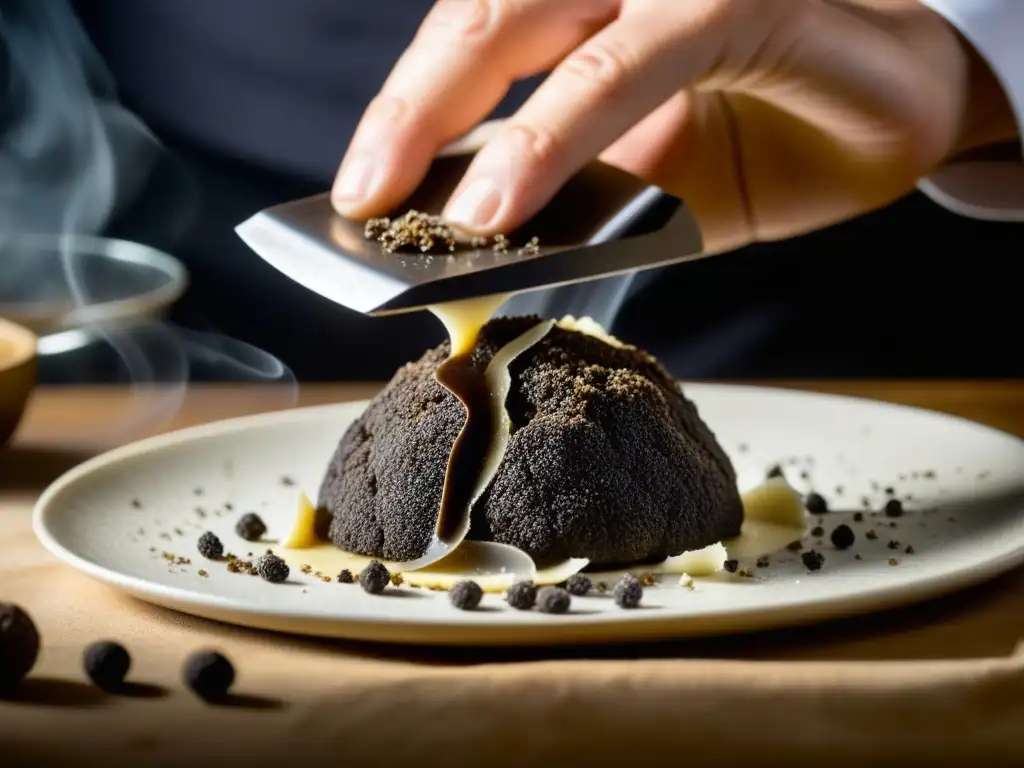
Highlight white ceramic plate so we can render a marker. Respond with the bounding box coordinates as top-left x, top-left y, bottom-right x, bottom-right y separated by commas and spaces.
34, 384, 1024, 646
